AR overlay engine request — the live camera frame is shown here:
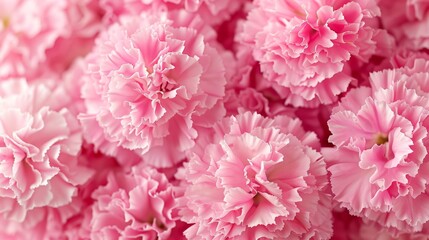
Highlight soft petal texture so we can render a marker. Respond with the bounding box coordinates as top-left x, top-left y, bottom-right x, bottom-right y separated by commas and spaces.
89, 165, 179, 240
0, 199, 86, 240
0, 0, 102, 81
178, 111, 332, 239
224, 45, 296, 117
237, 0, 394, 107
80, 10, 227, 168
324, 57, 429, 233
379, 0, 429, 50
4, 0, 429, 237
0, 145, 124, 240
0, 79, 93, 224
332, 210, 429, 240
100, 0, 246, 26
